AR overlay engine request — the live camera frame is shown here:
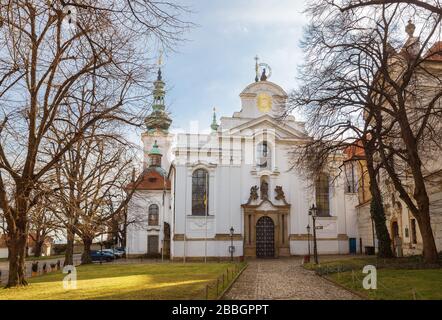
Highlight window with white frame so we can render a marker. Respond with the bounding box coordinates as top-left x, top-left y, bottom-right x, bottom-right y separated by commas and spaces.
256, 141, 271, 169
192, 169, 209, 216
